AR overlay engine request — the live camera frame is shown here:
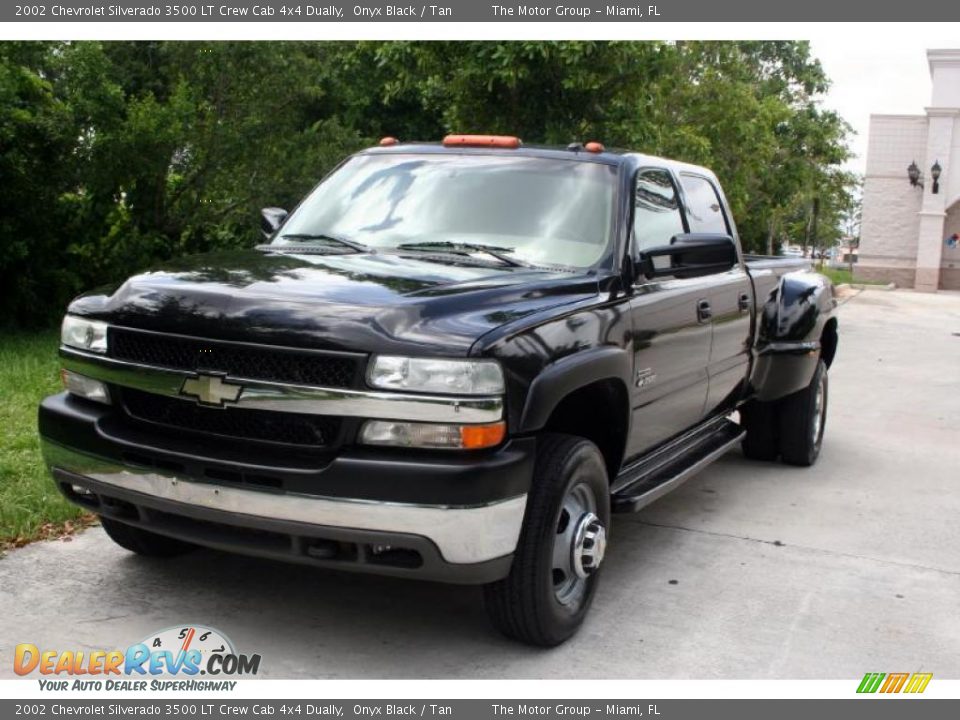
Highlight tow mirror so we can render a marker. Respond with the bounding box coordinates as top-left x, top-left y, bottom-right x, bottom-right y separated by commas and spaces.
260, 207, 288, 239
639, 233, 738, 280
